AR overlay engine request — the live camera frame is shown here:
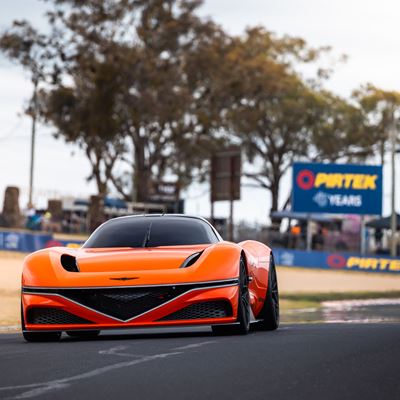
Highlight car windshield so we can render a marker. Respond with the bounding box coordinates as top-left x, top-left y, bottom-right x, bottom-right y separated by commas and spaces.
83, 216, 220, 248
